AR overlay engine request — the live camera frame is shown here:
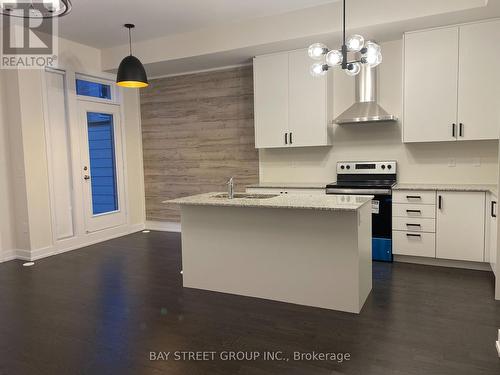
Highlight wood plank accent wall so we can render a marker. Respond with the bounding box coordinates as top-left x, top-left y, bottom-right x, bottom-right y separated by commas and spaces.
140, 66, 259, 222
